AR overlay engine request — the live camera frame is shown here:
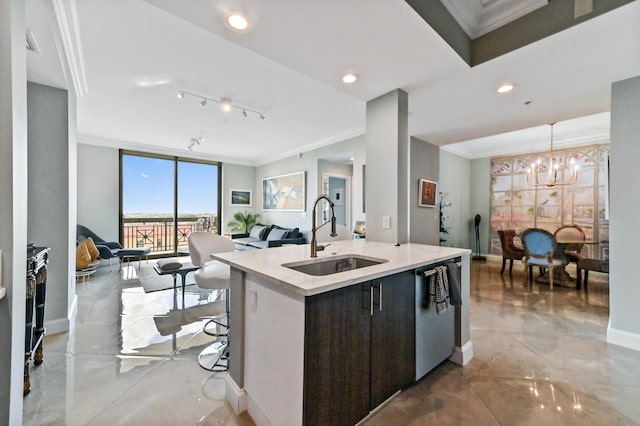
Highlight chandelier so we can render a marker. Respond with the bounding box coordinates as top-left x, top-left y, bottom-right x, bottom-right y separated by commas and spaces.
527, 122, 578, 187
